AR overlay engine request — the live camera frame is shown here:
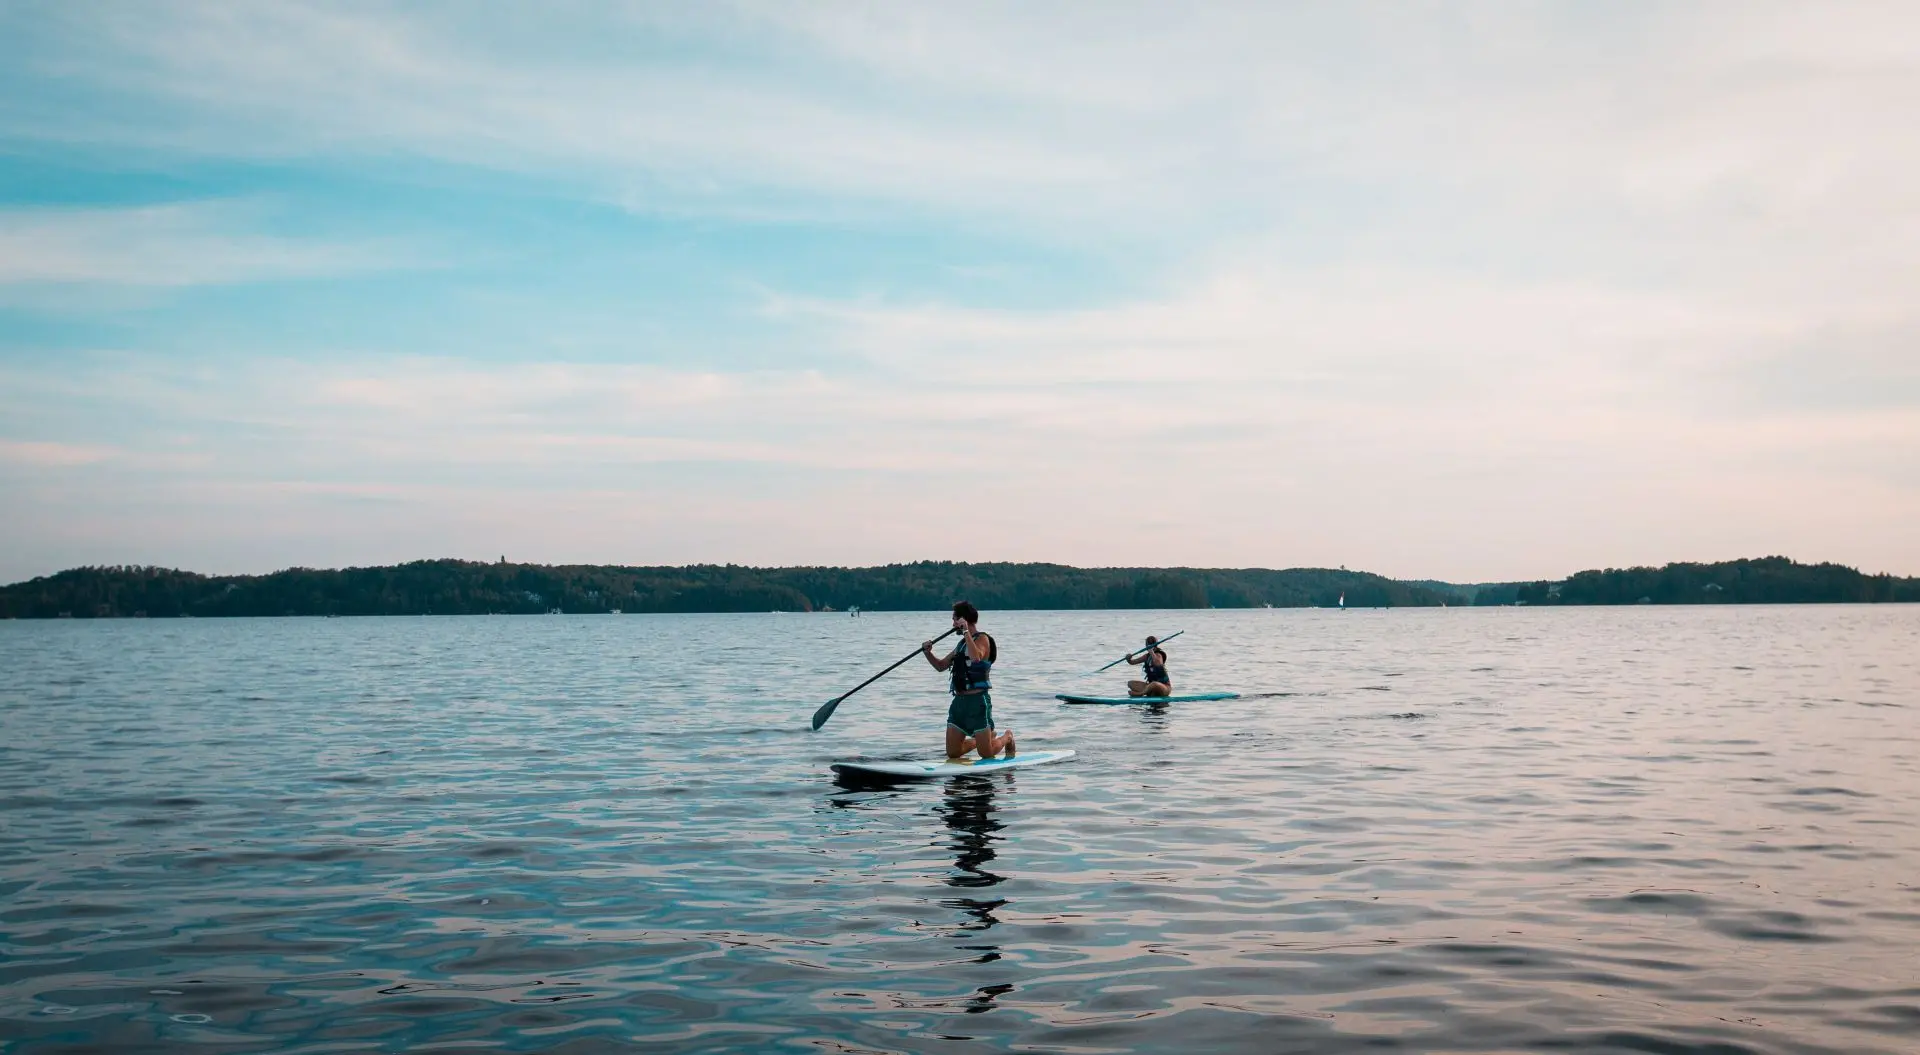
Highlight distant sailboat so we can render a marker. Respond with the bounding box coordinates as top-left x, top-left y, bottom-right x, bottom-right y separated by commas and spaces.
1338, 592, 1345, 609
